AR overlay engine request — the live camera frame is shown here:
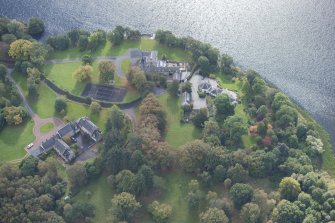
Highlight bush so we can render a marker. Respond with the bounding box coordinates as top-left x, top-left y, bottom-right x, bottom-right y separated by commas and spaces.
82, 54, 93, 65
55, 97, 67, 113
90, 101, 101, 113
